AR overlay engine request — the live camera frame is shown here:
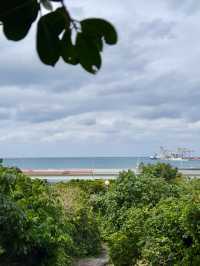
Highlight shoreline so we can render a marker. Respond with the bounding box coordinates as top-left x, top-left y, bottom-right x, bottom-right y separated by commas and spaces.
22, 168, 200, 178
22, 168, 129, 177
